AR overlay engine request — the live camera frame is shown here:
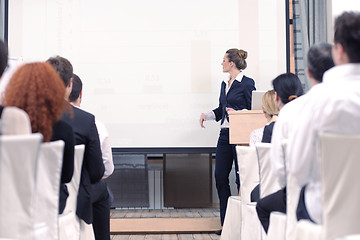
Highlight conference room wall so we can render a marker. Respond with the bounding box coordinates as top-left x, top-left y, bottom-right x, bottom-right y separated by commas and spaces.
8, 0, 286, 148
